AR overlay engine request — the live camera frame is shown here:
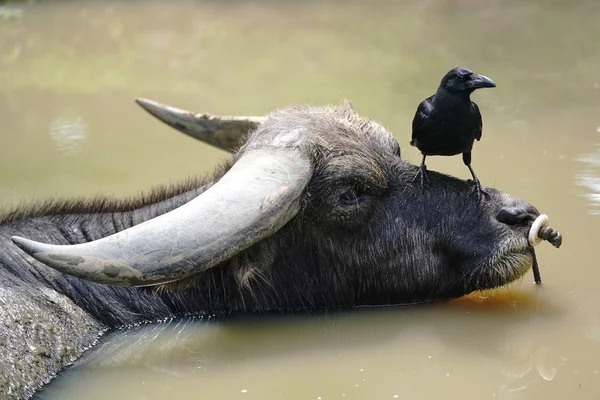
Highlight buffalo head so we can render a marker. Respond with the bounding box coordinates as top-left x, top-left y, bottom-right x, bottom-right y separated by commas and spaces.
10, 99, 561, 307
